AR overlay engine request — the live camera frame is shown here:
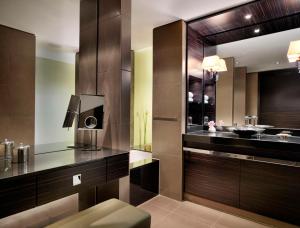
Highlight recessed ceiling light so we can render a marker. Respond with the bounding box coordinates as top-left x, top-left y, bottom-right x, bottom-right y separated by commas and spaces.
276, 61, 280, 65
254, 28, 260, 33
245, 14, 252, 20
